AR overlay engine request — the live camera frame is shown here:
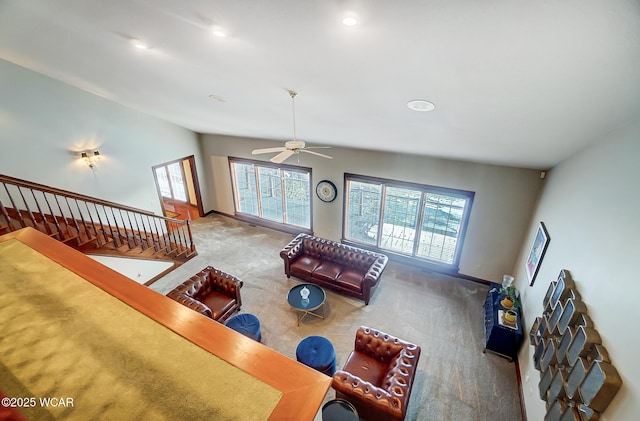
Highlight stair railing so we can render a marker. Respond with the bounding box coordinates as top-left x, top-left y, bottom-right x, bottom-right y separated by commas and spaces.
0, 174, 196, 261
